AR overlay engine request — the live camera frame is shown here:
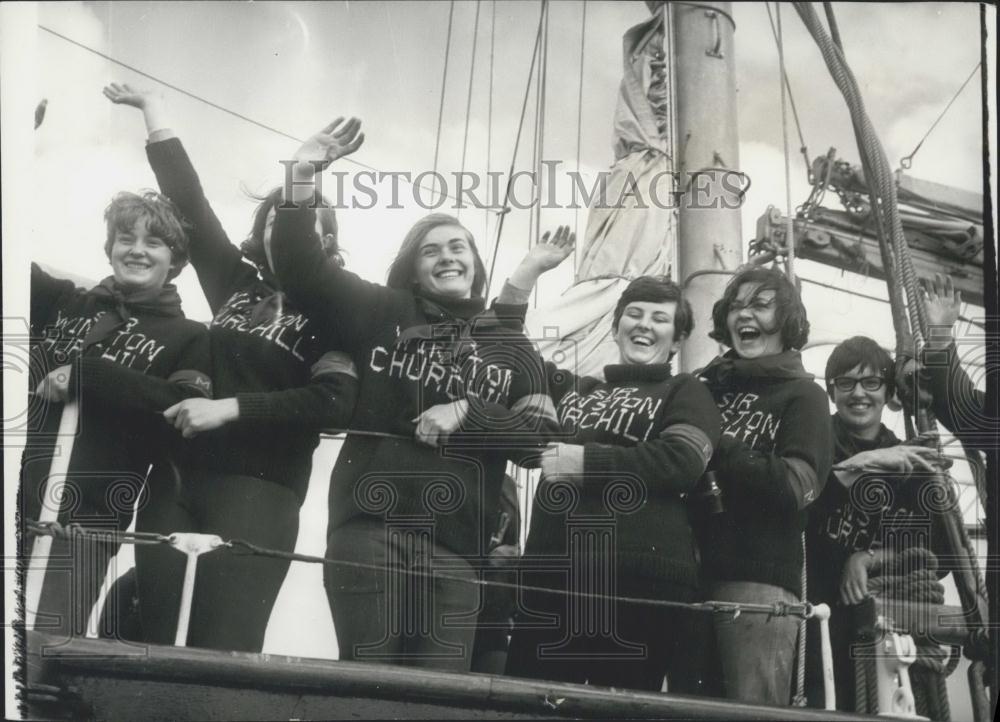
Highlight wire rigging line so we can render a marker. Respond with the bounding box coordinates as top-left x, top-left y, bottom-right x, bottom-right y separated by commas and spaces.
899, 61, 982, 172
38, 23, 478, 208
531, 0, 550, 309
486, 0, 496, 247
432, 1, 457, 206
458, 0, 483, 222
485, 1, 546, 298
764, 3, 810, 178
573, 0, 587, 271
773, 2, 796, 284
